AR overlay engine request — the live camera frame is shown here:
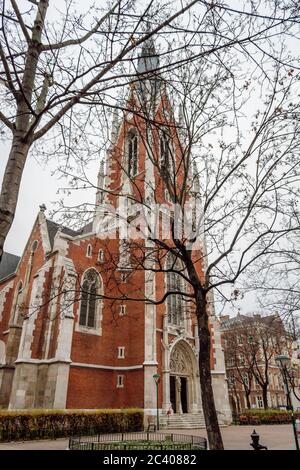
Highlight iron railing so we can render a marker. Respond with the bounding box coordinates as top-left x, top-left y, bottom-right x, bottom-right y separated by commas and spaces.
69, 432, 207, 450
